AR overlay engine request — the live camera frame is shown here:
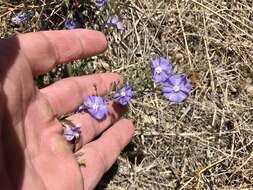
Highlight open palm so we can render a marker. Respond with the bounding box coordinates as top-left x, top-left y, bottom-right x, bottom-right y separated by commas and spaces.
0, 30, 134, 190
